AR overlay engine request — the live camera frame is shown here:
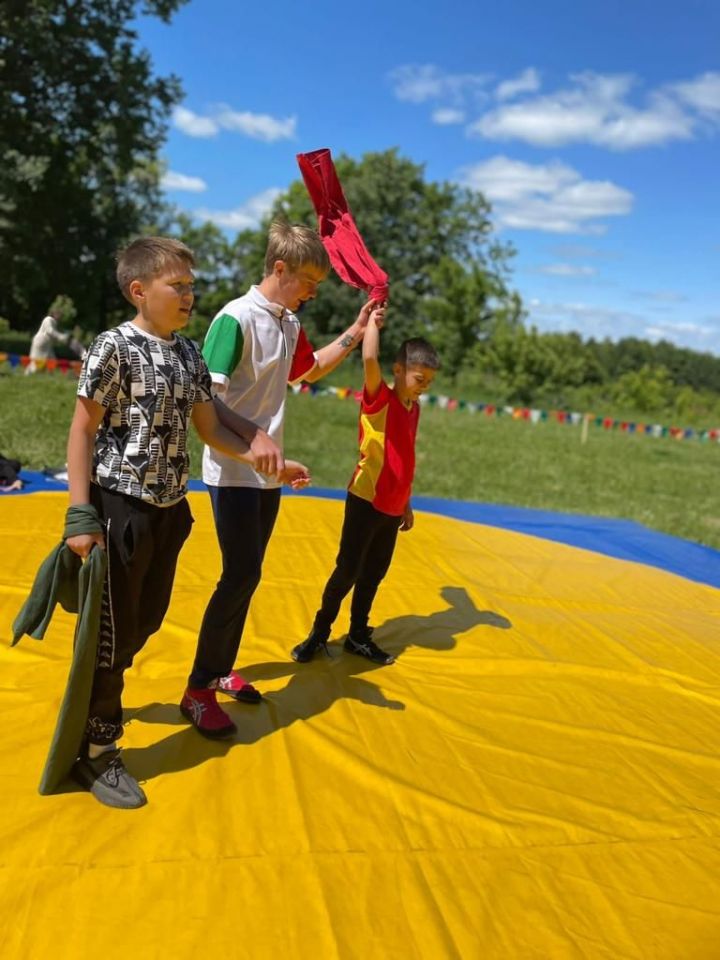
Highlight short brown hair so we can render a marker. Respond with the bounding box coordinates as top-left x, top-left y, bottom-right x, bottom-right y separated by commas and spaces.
263, 221, 330, 276
116, 236, 195, 303
395, 337, 441, 370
